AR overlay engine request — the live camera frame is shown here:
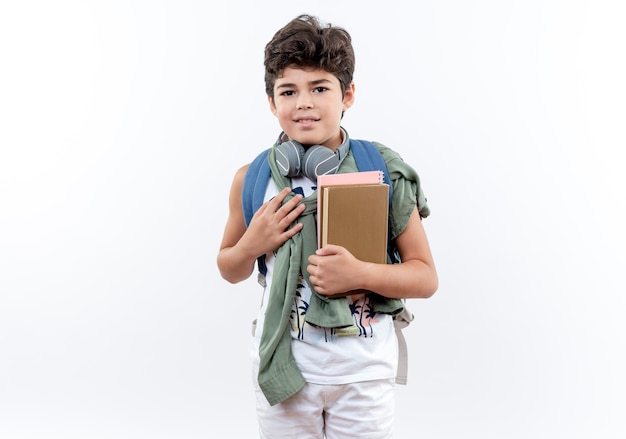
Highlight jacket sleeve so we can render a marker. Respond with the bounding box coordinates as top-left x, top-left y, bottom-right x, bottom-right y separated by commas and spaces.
374, 142, 430, 240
